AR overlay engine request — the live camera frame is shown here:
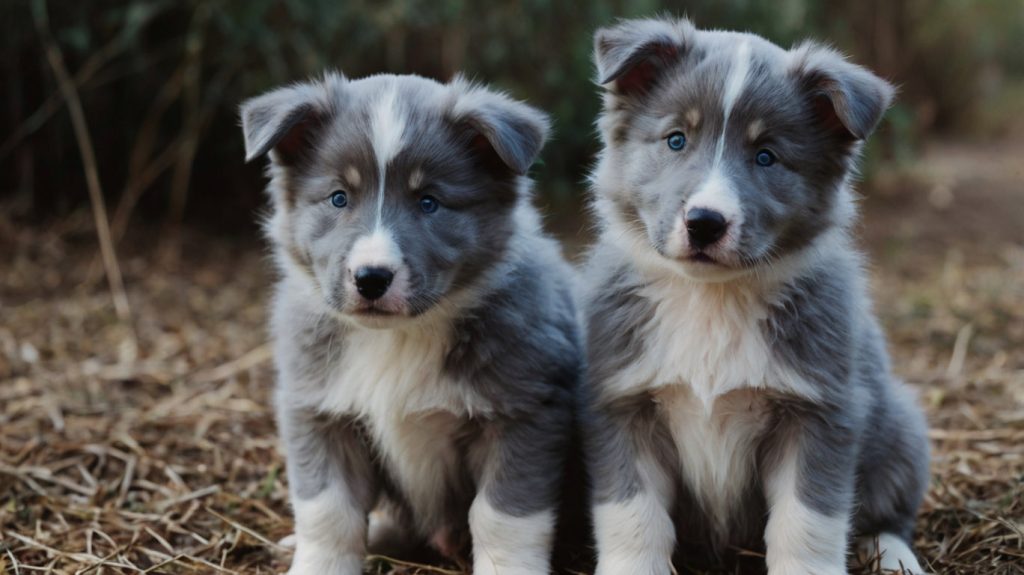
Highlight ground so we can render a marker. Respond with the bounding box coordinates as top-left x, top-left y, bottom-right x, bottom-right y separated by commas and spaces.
1, 138, 1022, 574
